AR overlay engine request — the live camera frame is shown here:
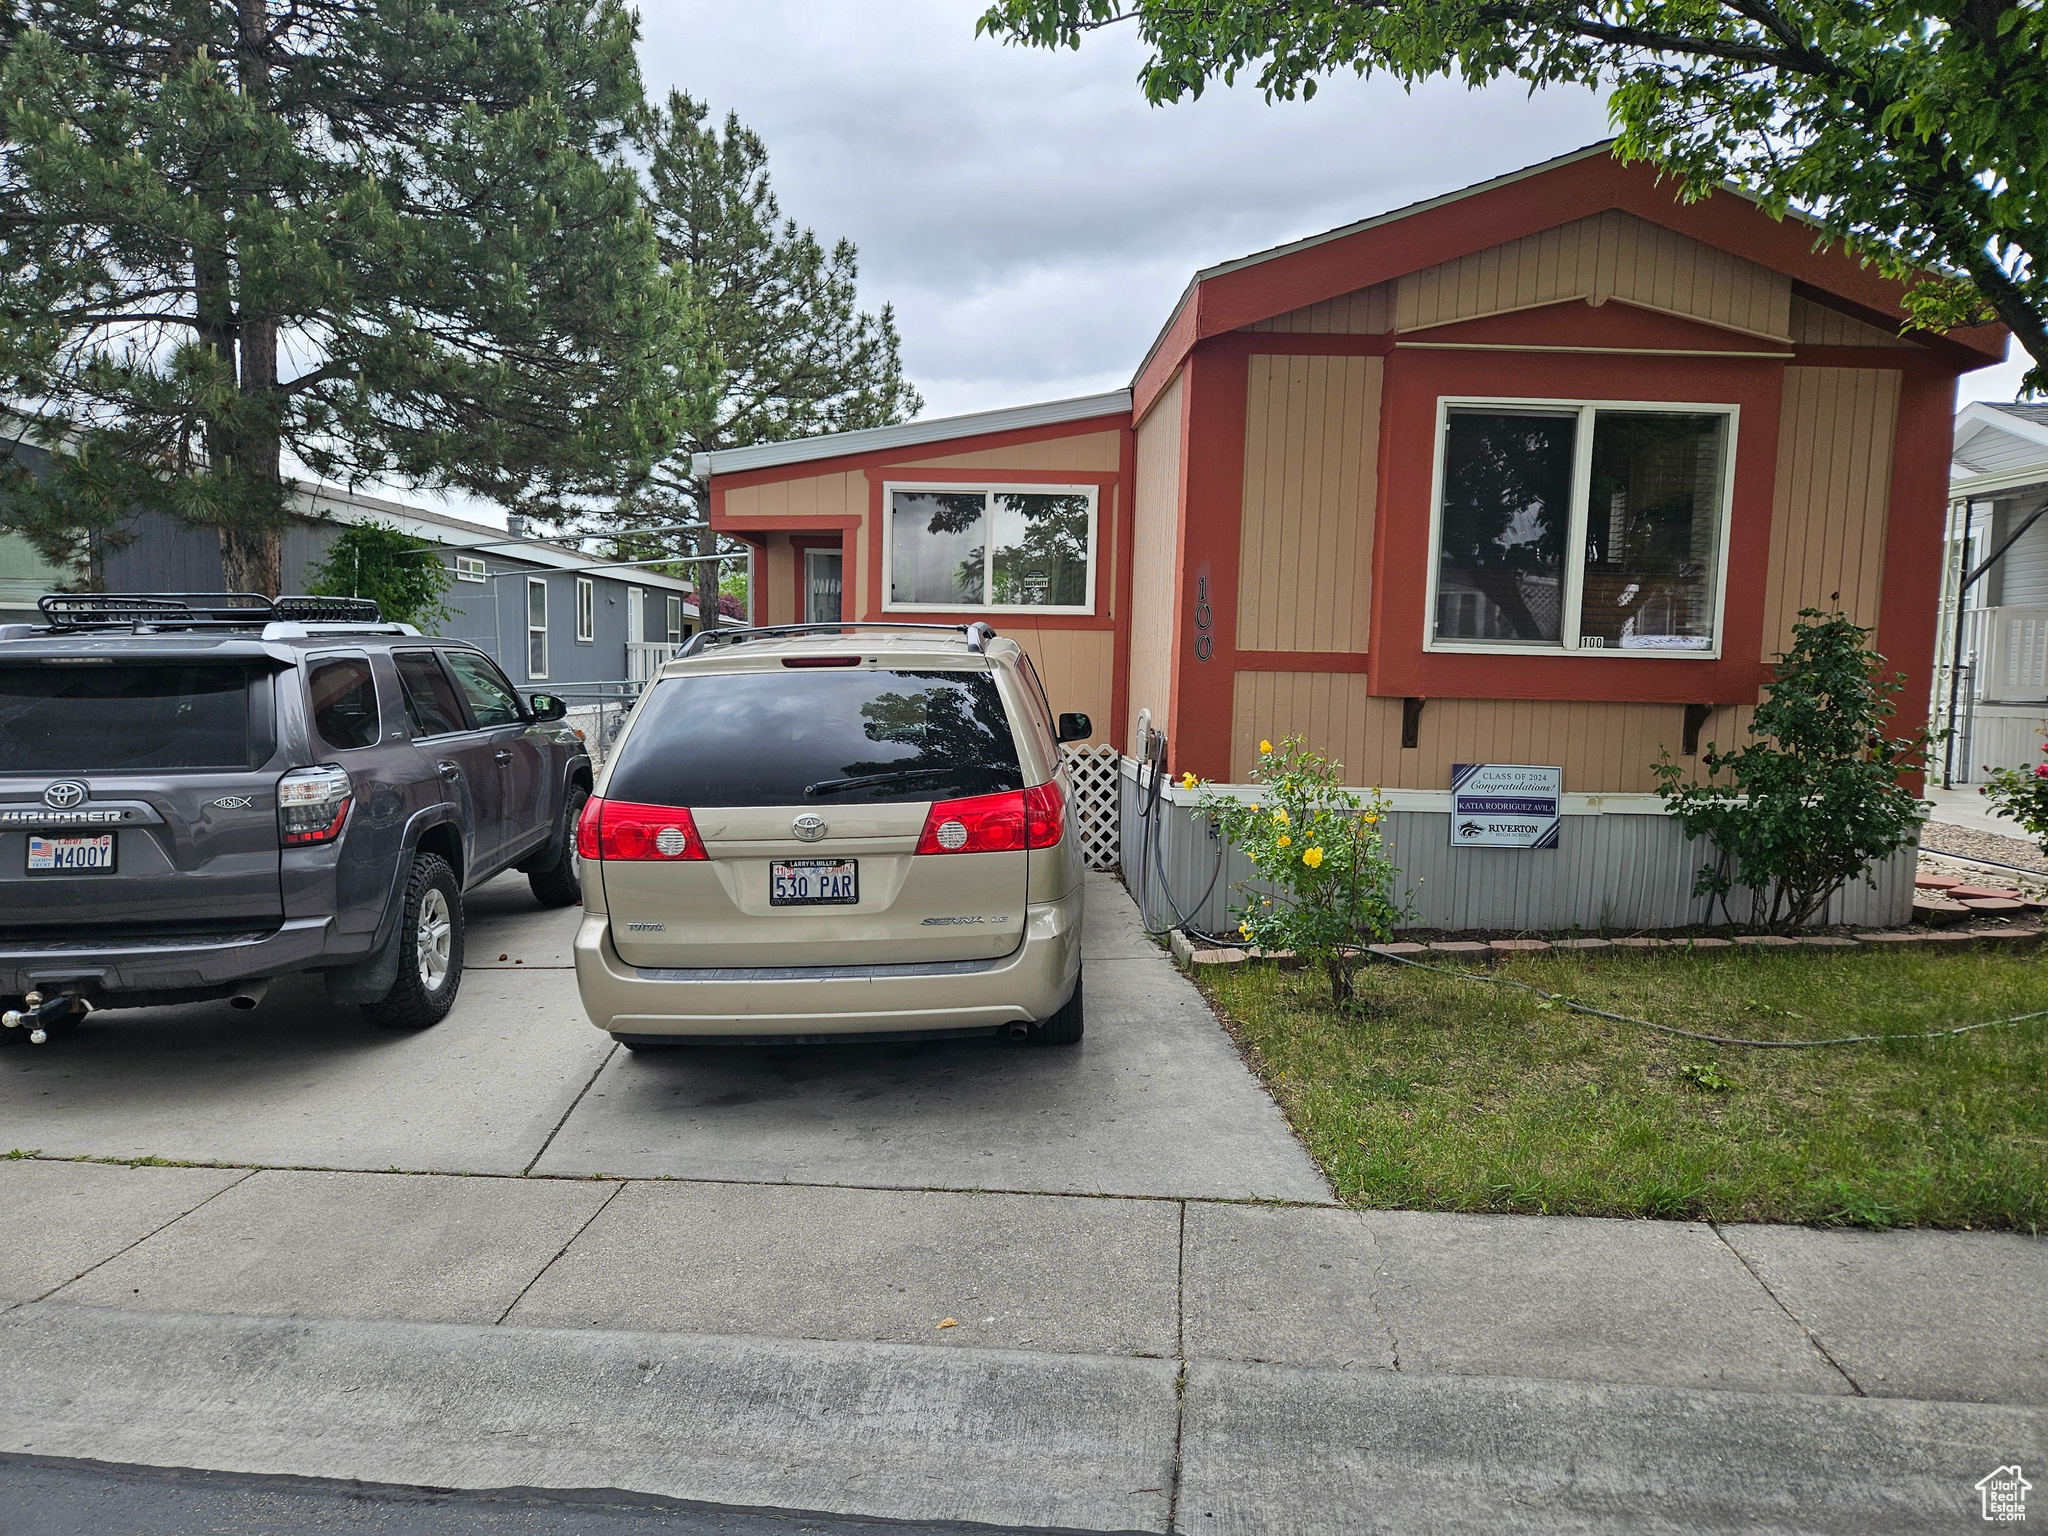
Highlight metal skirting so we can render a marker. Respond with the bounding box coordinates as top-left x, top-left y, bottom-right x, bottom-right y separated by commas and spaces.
1119, 764, 1917, 935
